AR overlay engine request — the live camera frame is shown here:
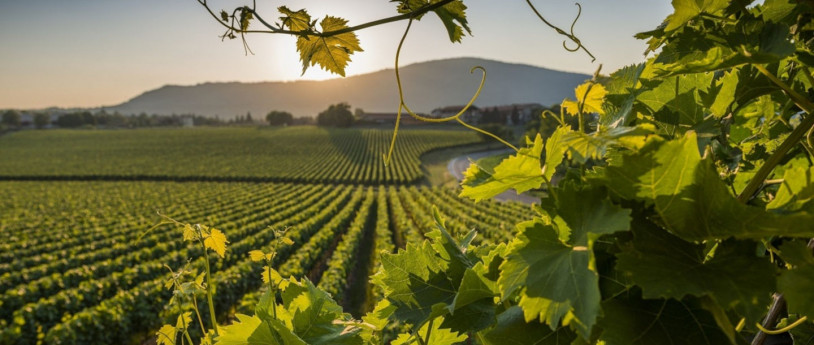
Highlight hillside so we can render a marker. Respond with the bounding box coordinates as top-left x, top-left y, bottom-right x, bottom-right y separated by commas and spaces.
108, 58, 589, 118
